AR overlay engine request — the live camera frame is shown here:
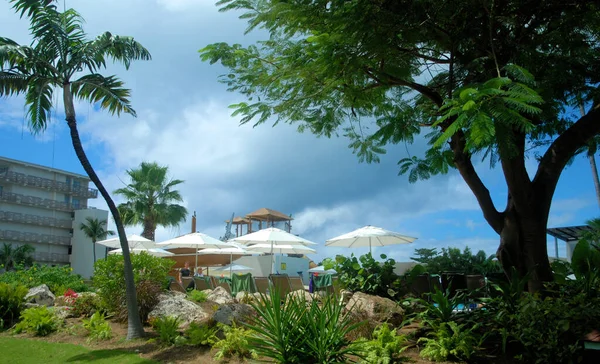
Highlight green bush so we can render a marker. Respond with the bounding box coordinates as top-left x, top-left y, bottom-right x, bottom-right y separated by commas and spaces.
0, 283, 28, 329
334, 253, 401, 298
213, 323, 257, 361
410, 247, 502, 275
71, 293, 103, 318
188, 290, 208, 303
248, 288, 364, 363
0, 265, 89, 295
418, 321, 481, 362
93, 253, 173, 321
151, 316, 181, 346
414, 286, 464, 325
82, 311, 112, 342
185, 321, 218, 346
14, 306, 60, 336
359, 324, 408, 364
